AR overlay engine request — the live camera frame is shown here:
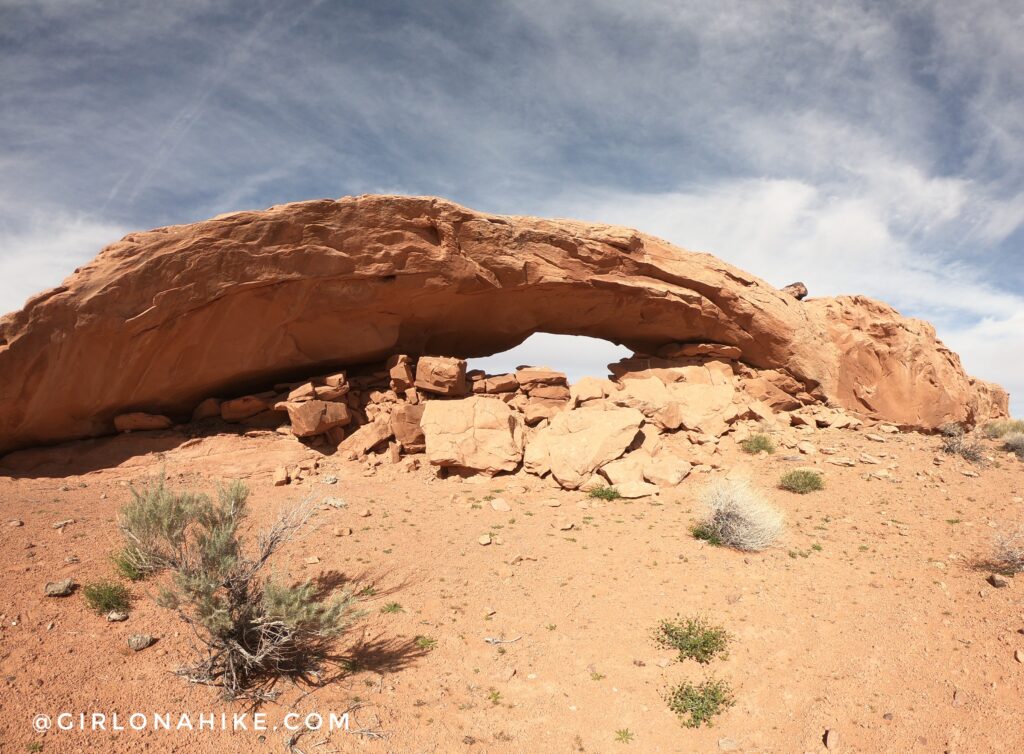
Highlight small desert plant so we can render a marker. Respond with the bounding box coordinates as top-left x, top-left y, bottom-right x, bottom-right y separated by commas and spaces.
690, 521, 723, 546
1004, 432, 1024, 459
694, 478, 784, 551
941, 427, 983, 463
111, 547, 147, 581
993, 525, 1024, 574
779, 469, 824, 494
985, 419, 1024, 439
82, 580, 132, 614
663, 678, 735, 728
588, 485, 622, 500
653, 616, 730, 664
118, 475, 355, 701
740, 434, 774, 454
